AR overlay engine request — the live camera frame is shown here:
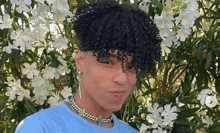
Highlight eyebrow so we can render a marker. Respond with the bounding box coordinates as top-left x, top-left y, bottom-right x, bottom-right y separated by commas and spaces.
109, 53, 118, 58
108, 53, 133, 63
